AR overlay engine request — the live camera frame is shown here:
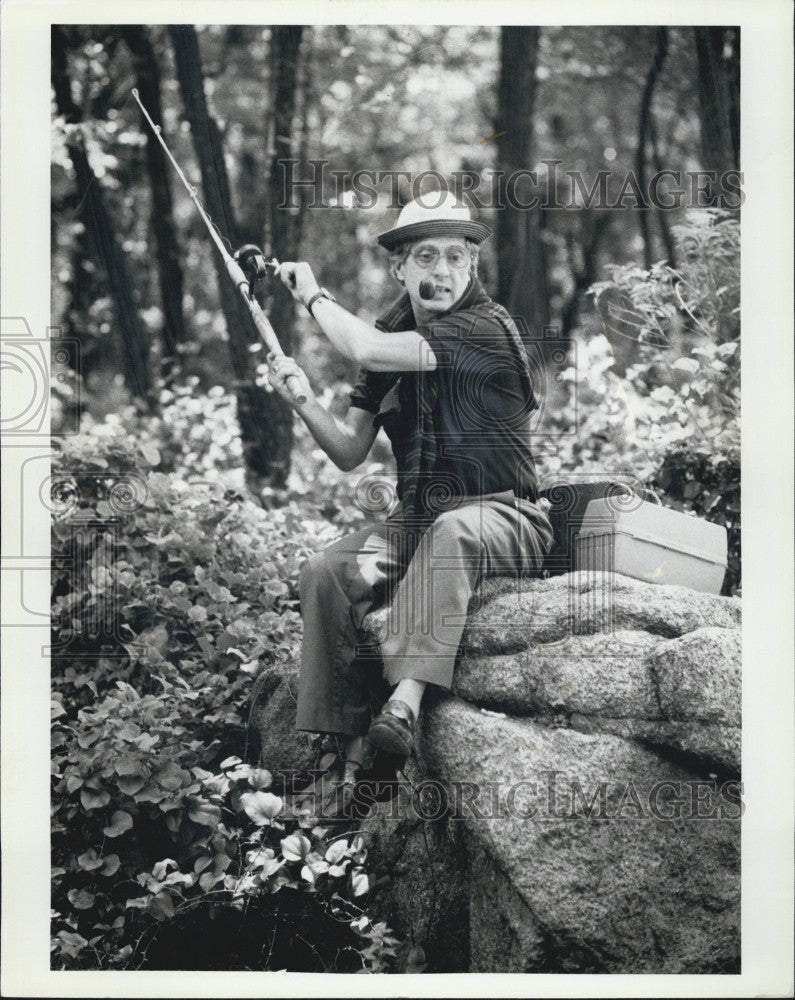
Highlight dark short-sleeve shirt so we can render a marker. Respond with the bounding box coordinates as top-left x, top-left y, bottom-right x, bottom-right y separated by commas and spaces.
350, 281, 541, 514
